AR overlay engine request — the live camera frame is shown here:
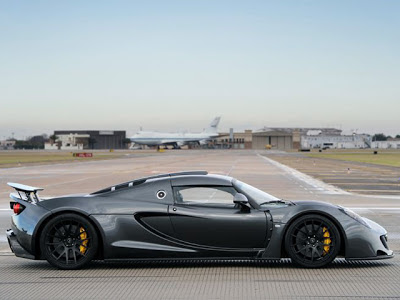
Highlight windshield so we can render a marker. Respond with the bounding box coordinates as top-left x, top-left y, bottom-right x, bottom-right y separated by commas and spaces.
233, 180, 280, 206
